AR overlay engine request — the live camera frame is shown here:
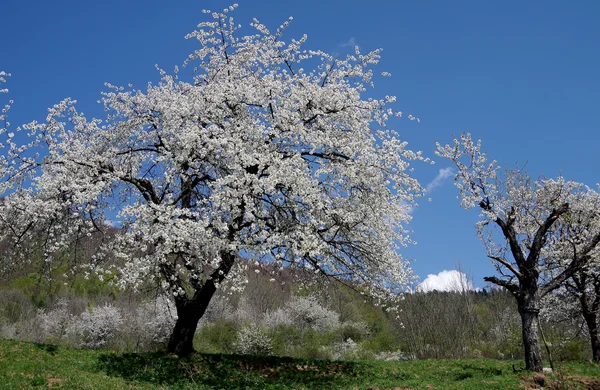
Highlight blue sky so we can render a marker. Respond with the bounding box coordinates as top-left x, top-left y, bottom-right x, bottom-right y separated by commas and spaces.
2, 0, 599, 289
